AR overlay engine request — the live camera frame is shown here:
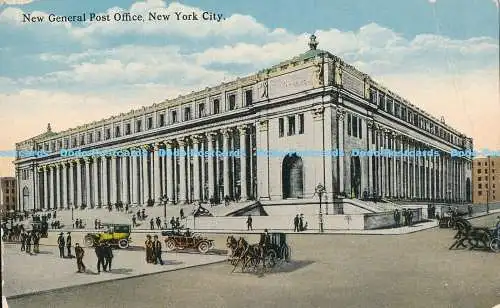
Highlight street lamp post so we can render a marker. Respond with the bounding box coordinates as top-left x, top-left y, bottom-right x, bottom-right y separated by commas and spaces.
315, 184, 326, 233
